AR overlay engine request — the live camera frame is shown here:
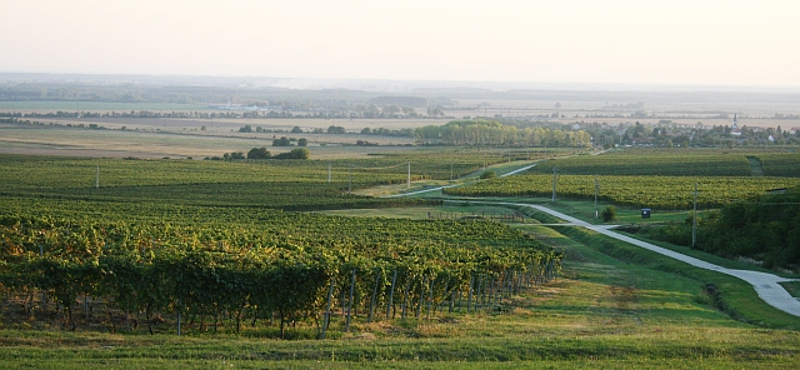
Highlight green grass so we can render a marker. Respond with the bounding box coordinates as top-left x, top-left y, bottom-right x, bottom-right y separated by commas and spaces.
781, 282, 800, 299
